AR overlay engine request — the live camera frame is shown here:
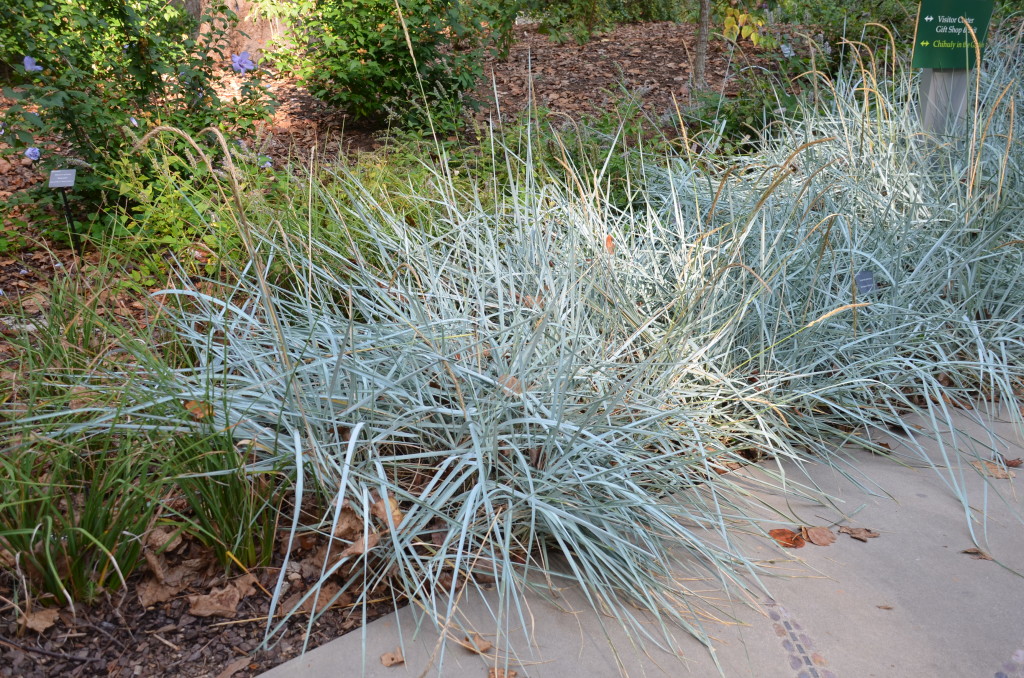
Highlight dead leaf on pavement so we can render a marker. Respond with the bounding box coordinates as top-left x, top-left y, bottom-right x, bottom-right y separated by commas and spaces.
216, 657, 251, 678
838, 526, 880, 542
802, 526, 837, 546
1002, 457, 1022, 468
380, 648, 404, 667
961, 547, 993, 560
768, 528, 806, 548
20, 608, 59, 633
971, 459, 1015, 479
489, 669, 518, 678
462, 632, 494, 655
711, 459, 743, 474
